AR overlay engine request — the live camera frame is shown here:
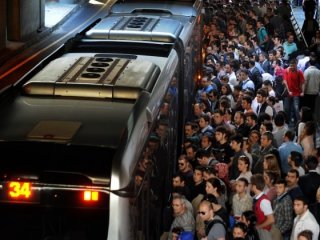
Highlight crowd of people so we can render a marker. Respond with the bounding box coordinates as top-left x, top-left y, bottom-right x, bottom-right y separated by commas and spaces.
164, 0, 320, 239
